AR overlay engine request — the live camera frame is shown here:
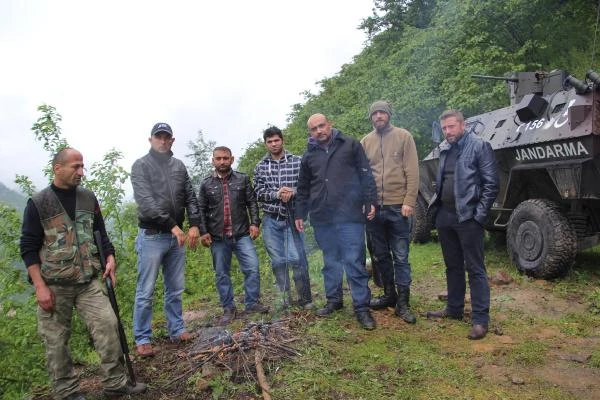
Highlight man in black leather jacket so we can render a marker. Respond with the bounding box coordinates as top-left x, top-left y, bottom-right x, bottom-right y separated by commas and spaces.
426, 110, 499, 340
198, 146, 268, 325
131, 122, 201, 357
